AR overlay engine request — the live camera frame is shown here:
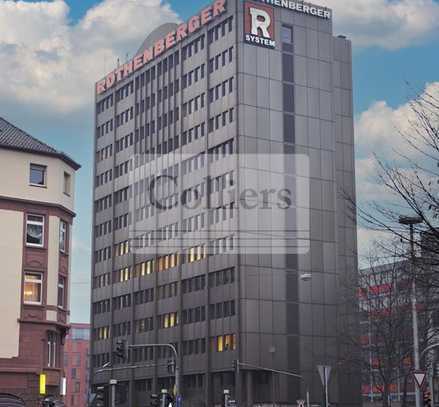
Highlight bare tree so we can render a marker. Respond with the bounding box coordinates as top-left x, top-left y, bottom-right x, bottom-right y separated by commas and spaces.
341, 243, 438, 407
357, 86, 439, 286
